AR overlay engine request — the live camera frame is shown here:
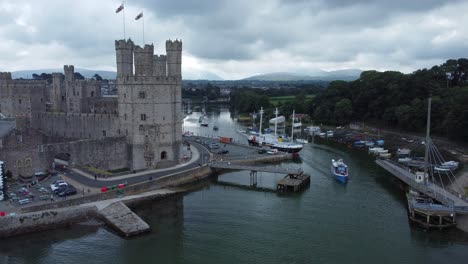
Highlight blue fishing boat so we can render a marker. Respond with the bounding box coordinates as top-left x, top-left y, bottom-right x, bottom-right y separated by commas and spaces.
331, 159, 349, 183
